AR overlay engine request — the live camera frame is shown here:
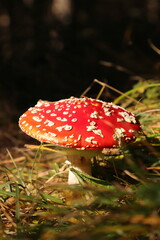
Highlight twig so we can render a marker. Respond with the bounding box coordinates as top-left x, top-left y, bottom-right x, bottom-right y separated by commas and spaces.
148, 39, 160, 55
0, 202, 17, 228
0, 157, 25, 165
25, 144, 64, 154
99, 60, 133, 74
136, 109, 160, 116
94, 79, 142, 105
80, 81, 95, 97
